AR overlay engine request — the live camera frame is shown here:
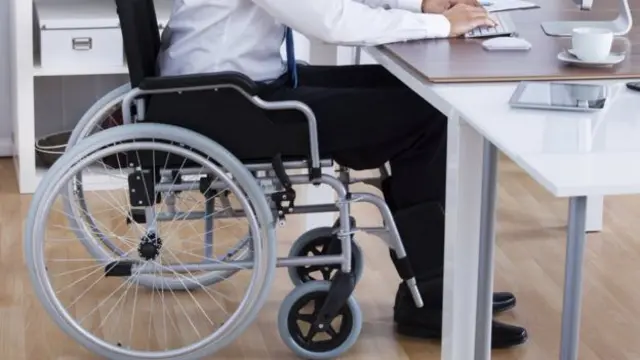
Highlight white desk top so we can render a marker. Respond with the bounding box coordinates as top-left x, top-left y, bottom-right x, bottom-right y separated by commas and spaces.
432, 80, 640, 197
